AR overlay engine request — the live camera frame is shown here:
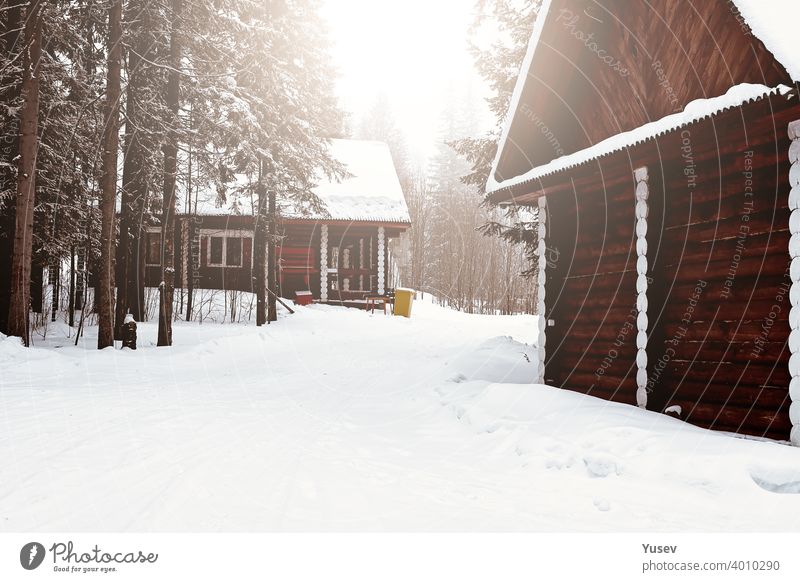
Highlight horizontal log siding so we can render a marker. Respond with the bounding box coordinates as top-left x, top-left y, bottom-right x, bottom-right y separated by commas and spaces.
545, 178, 639, 406
525, 97, 800, 441
647, 128, 792, 439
